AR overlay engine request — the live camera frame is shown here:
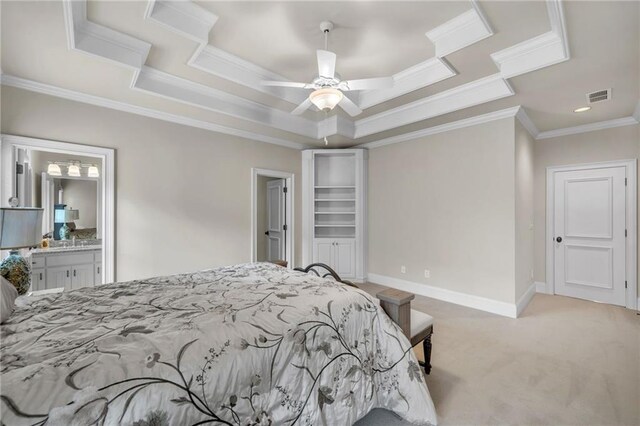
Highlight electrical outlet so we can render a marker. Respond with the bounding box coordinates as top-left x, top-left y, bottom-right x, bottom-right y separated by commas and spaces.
401, 265, 406, 274
424, 269, 431, 279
